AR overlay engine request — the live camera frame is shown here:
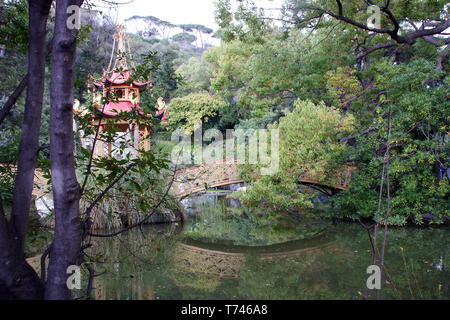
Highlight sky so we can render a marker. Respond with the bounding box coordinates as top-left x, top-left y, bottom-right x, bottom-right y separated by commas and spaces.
92, 0, 285, 31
